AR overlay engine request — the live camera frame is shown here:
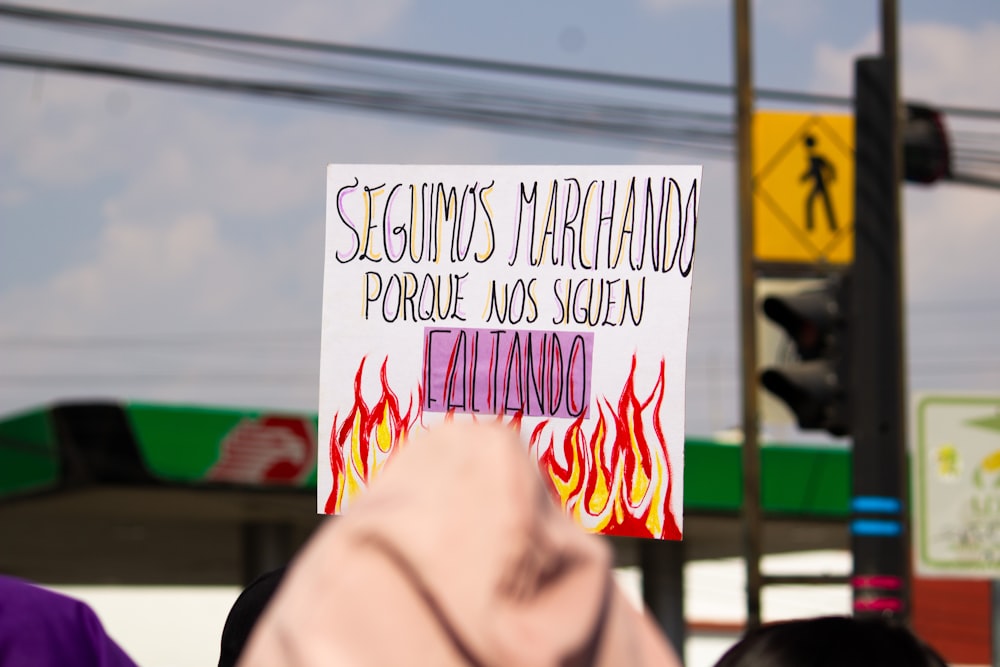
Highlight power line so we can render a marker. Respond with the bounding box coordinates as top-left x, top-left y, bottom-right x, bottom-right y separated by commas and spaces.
3, 6, 1000, 183
0, 3, 782, 100
0, 371, 317, 385
9, 47, 1000, 174
0, 335, 316, 349
949, 172, 1000, 189
0, 51, 737, 156
2, 2, 1000, 120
